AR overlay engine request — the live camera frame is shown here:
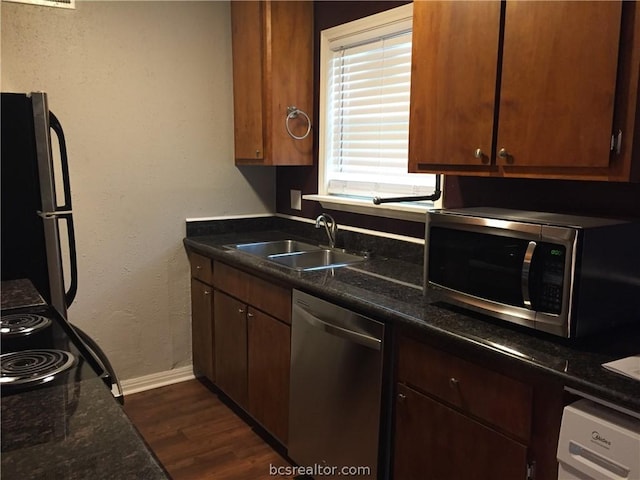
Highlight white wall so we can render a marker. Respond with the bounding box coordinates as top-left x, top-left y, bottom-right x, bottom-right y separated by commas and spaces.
1, 1, 275, 380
